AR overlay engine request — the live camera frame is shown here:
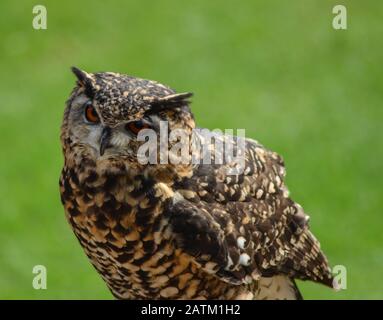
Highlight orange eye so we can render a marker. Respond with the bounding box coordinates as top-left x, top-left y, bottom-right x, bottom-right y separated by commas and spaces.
125, 120, 151, 135
84, 104, 100, 123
